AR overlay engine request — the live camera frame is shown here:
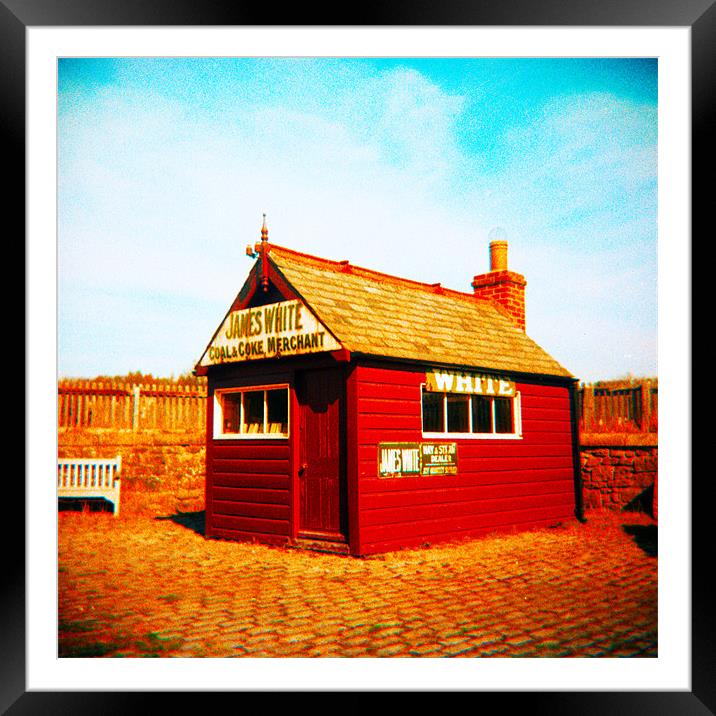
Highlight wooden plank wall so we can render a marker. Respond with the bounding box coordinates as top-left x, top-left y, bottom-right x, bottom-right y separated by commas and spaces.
204, 366, 294, 545
354, 363, 576, 555
206, 440, 292, 544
